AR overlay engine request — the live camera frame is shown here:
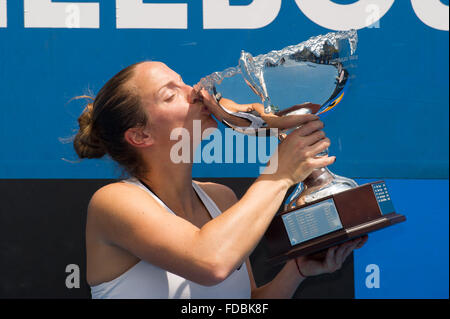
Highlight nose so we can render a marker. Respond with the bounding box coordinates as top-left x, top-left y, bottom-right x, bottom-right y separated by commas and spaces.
185, 84, 202, 104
